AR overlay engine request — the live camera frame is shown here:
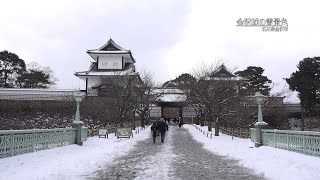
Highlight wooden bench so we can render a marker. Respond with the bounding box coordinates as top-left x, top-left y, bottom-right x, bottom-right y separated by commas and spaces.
98, 129, 108, 139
